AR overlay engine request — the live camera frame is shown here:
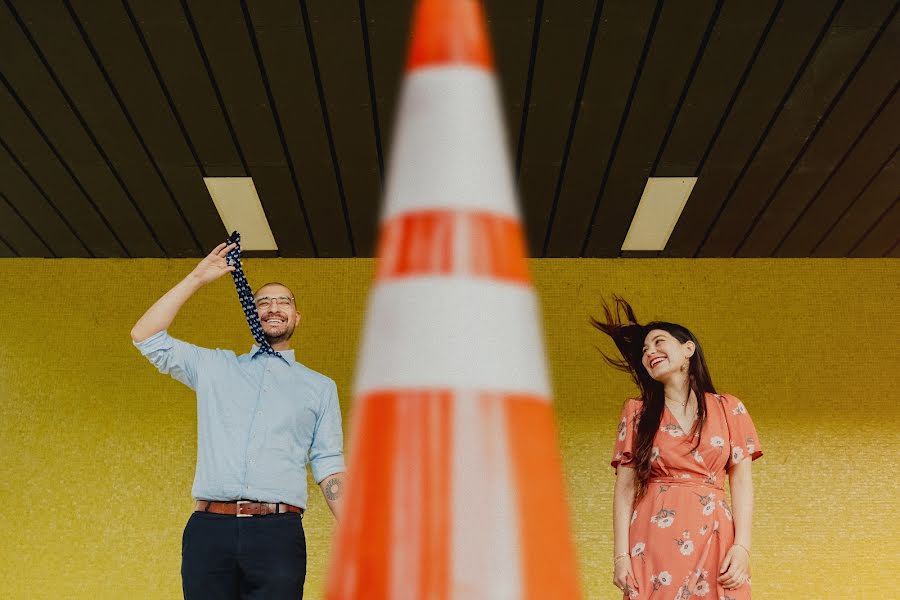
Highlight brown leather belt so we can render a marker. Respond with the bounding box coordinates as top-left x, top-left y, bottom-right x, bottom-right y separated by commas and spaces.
195, 500, 304, 517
